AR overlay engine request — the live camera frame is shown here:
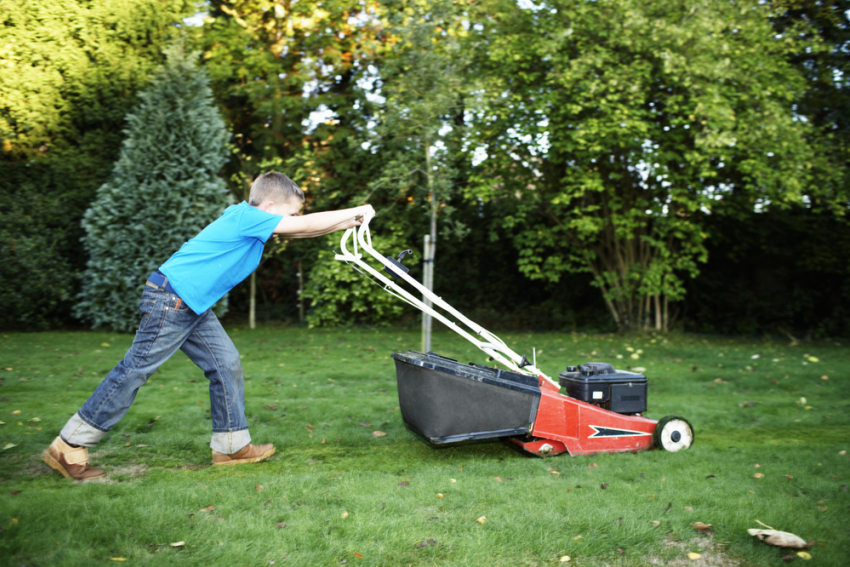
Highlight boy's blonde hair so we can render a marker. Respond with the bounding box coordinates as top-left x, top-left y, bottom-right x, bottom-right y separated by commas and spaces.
249, 172, 305, 206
